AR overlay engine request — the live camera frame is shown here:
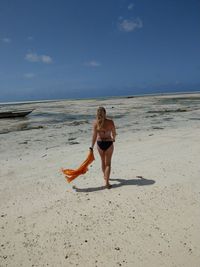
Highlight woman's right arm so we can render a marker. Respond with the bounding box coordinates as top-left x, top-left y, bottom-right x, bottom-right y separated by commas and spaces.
111, 120, 116, 142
